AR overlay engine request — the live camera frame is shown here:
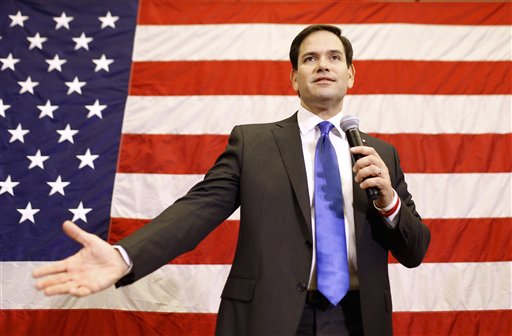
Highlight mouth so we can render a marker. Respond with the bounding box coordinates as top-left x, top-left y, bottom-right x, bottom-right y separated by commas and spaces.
313, 77, 335, 83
